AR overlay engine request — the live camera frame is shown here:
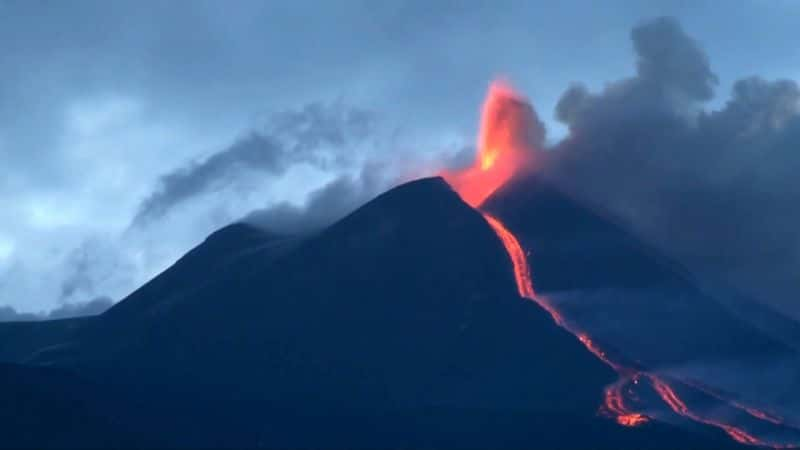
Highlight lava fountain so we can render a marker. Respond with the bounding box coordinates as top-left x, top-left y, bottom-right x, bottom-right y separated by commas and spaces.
441, 80, 800, 448
441, 80, 540, 207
